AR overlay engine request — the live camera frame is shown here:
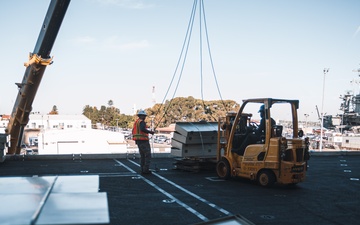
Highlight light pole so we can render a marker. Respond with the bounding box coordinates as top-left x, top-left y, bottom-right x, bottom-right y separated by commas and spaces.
115, 119, 119, 132
304, 114, 309, 134
320, 68, 329, 151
